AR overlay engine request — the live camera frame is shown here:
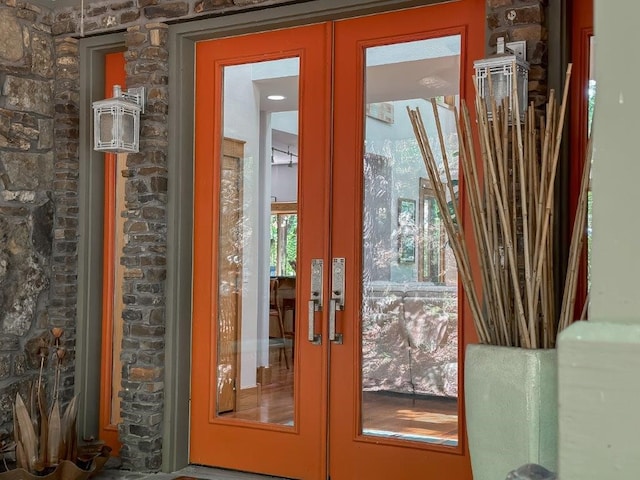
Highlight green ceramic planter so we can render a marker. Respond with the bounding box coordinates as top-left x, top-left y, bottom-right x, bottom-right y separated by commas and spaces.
465, 344, 558, 480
